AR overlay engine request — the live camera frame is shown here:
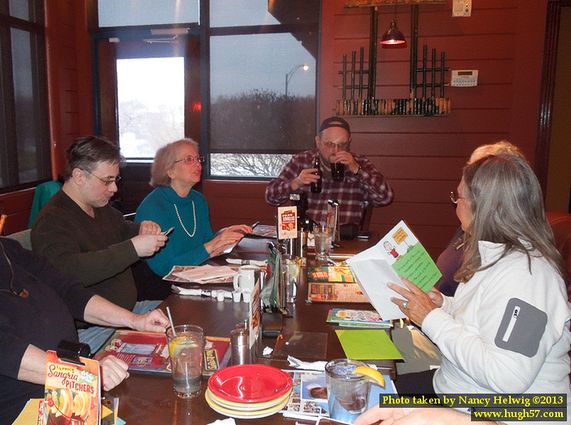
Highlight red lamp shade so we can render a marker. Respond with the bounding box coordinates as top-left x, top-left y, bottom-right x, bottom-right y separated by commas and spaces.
380, 20, 406, 45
